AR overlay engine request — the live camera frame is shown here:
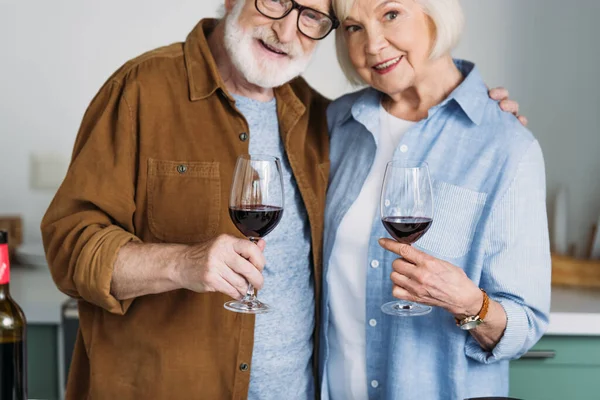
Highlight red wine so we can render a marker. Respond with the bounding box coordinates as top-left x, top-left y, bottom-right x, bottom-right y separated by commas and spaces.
0, 231, 27, 400
381, 217, 433, 244
229, 205, 283, 238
